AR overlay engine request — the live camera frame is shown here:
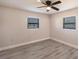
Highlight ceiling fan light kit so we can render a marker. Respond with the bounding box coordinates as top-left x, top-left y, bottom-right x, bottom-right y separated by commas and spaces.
37, 0, 62, 12
46, 7, 51, 10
